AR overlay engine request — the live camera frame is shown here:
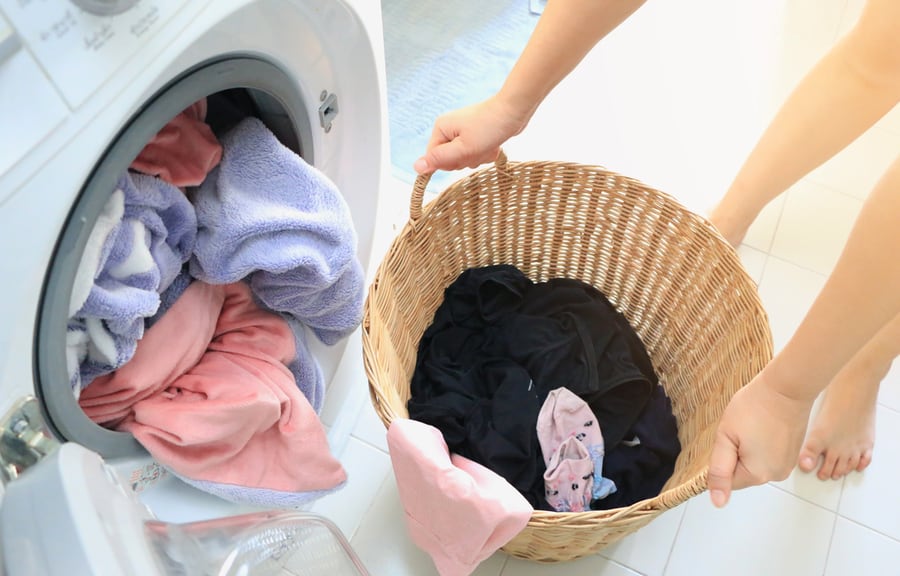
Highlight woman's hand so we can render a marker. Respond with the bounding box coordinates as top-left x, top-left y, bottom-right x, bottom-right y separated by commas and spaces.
414, 96, 530, 174
707, 369, 815, 507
